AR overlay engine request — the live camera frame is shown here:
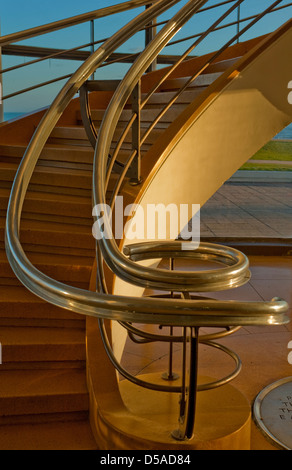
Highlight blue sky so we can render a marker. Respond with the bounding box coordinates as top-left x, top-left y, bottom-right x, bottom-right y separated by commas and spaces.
1, 1, 122, 35
1, 0, 291, 114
